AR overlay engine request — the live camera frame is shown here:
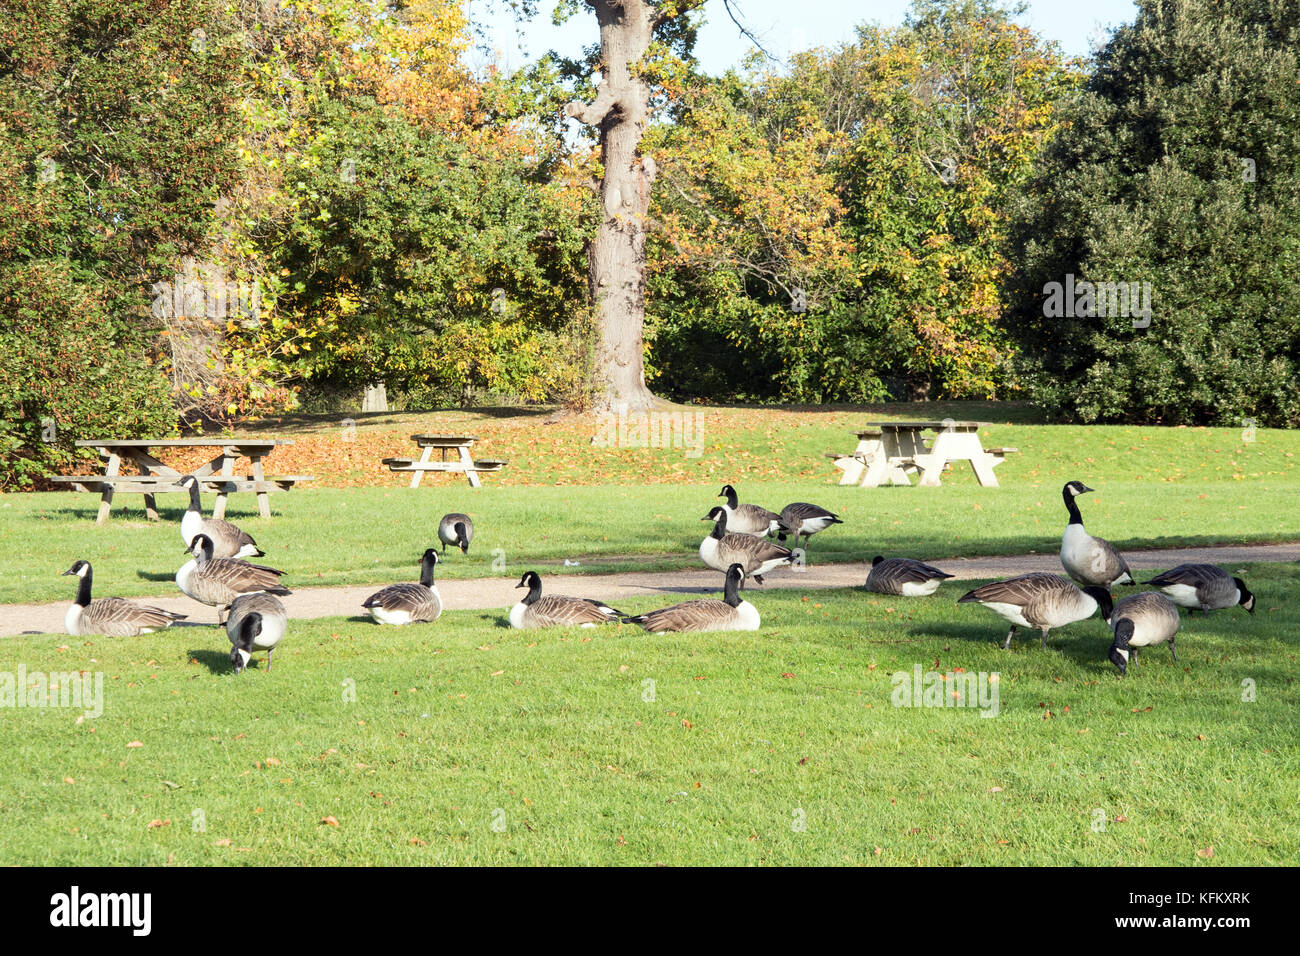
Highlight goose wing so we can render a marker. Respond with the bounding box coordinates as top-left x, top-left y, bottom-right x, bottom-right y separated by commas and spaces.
719, 533, 792, 569
362, 582, 439, 620
778, 501, 838, 530
207, 558, 290, 596
84, 598, 186, 636
527, 595, 623, 627
627, 598, 736, 633
1111, 591, 1181, 626
205, 518, 262, 558
729, 503, 781, 536
1146, 563, 1222, 589
959, 573, 1072, 607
